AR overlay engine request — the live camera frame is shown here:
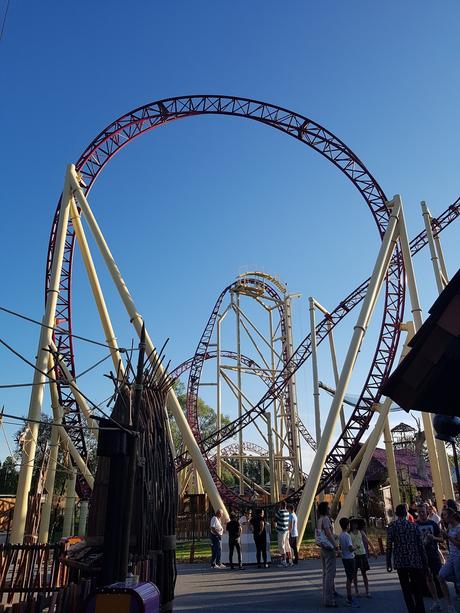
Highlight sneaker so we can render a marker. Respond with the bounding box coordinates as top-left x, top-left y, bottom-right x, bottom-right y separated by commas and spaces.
288, 560, 294, 567
277, 562, 287, 568
264, 563, 269, 568
239, 565, 245, 570
217, 564, 226, 569
346, 600, 360, 608
429, 604, 441, 612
